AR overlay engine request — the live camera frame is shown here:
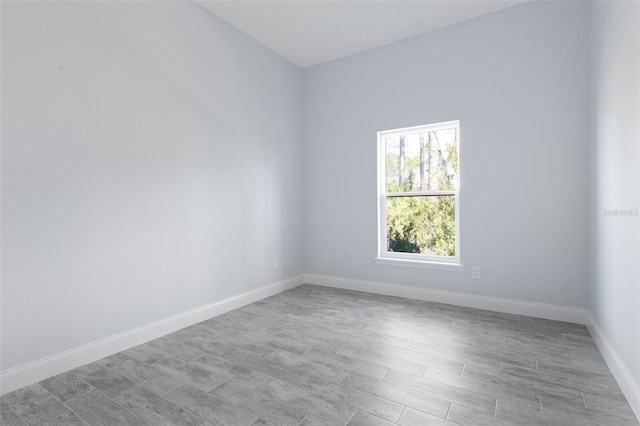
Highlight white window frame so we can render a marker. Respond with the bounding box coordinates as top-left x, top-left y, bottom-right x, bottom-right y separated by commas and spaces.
376, 121, 463, 271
